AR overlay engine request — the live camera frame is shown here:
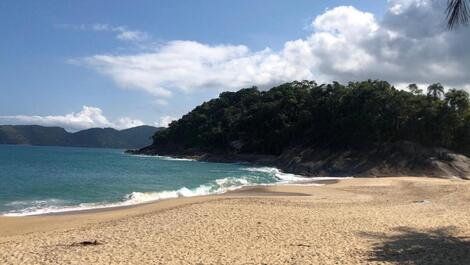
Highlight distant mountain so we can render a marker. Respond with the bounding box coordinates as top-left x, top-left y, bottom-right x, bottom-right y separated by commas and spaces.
0, 125, 161, 149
